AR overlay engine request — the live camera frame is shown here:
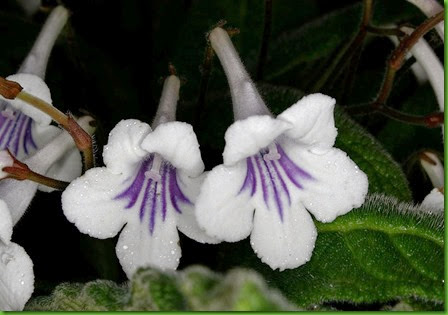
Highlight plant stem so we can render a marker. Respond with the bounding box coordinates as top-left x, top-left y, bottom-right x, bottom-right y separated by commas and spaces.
0, 77, 95, 171
3, 152, 69, 190
366, 25, 406, 37
311, 0, 372, 92
256, 0, 273, 80
347, 10, 445, 126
